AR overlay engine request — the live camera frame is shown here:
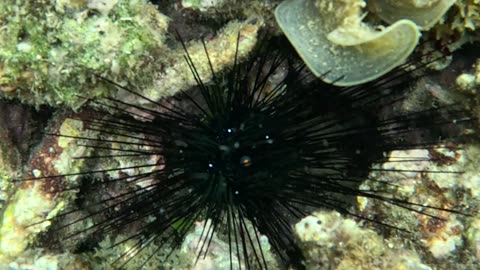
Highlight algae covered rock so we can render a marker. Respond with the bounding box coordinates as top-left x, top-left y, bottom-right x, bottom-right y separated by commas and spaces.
7, 250, 91, 270
358, 146, 480, 268
0, 118, 20, 211
0, 0, 262, 108
0, 0, 169, 108
295, 211, 431, 270
0, 112, 94, 266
